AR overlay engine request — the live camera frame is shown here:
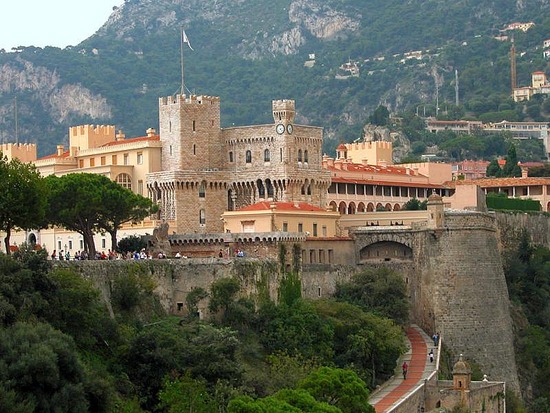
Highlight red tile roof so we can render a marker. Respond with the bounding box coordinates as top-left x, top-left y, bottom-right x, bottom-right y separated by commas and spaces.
237, 201, 326, 212
101, 135, 160, 147
331, 176, 443, 188
37, 150, 71, 160
448, 177, 550, 188
325, 162, 425, 176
